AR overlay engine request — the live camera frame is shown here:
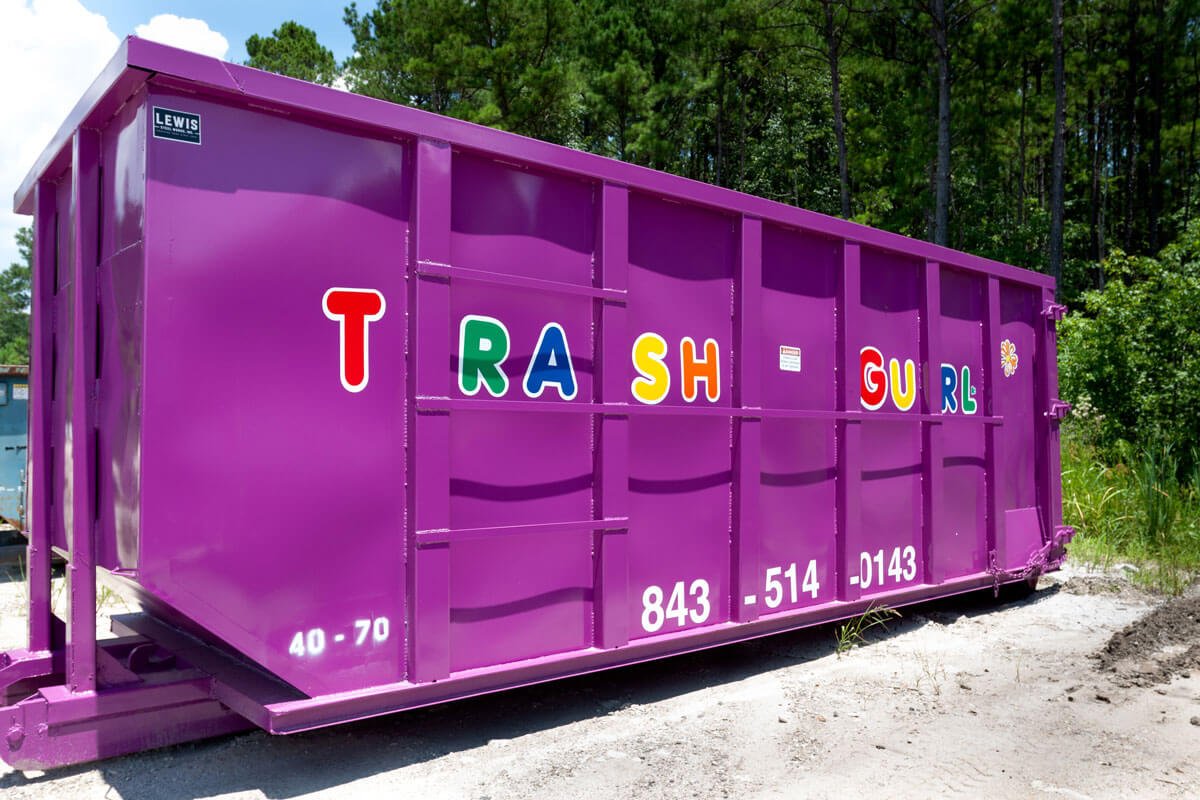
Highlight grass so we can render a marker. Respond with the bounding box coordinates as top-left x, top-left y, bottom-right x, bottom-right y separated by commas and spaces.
9, 554, 127, 616
1062, 424, 1200, 594
834, 604, 902, 656
96, 584, 123, 612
